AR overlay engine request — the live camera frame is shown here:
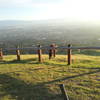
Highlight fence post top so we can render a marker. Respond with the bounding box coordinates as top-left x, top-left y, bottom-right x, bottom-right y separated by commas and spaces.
37, 45, 42, 47
59, 84, 65, 87
50, 44, 54, 47
37, 45, 42, 50
68, 44, 72, 47
50, 44, 58, 48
